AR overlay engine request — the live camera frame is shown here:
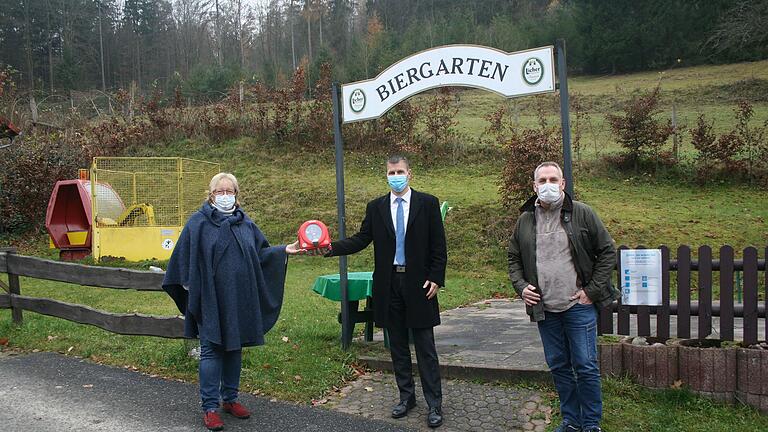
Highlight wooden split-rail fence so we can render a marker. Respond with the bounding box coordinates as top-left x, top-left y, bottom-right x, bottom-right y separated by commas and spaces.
1, 245, 766, 343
